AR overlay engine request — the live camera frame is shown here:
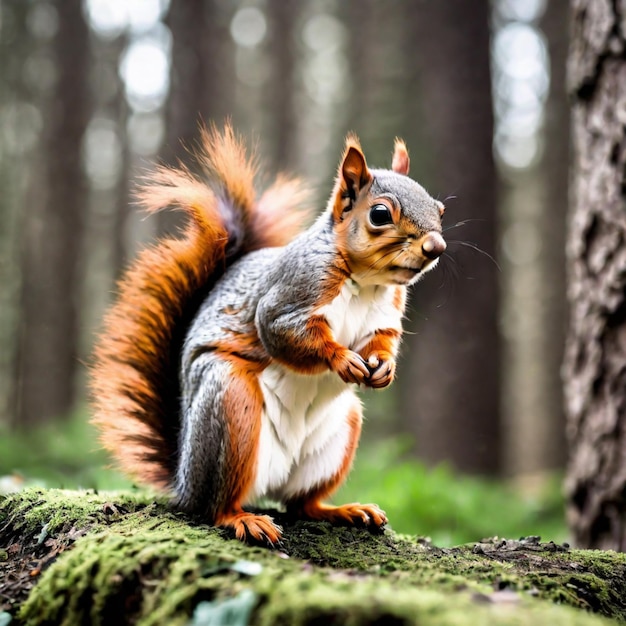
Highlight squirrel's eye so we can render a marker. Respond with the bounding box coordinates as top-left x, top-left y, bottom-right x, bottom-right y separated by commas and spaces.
369, 204, 393, 227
